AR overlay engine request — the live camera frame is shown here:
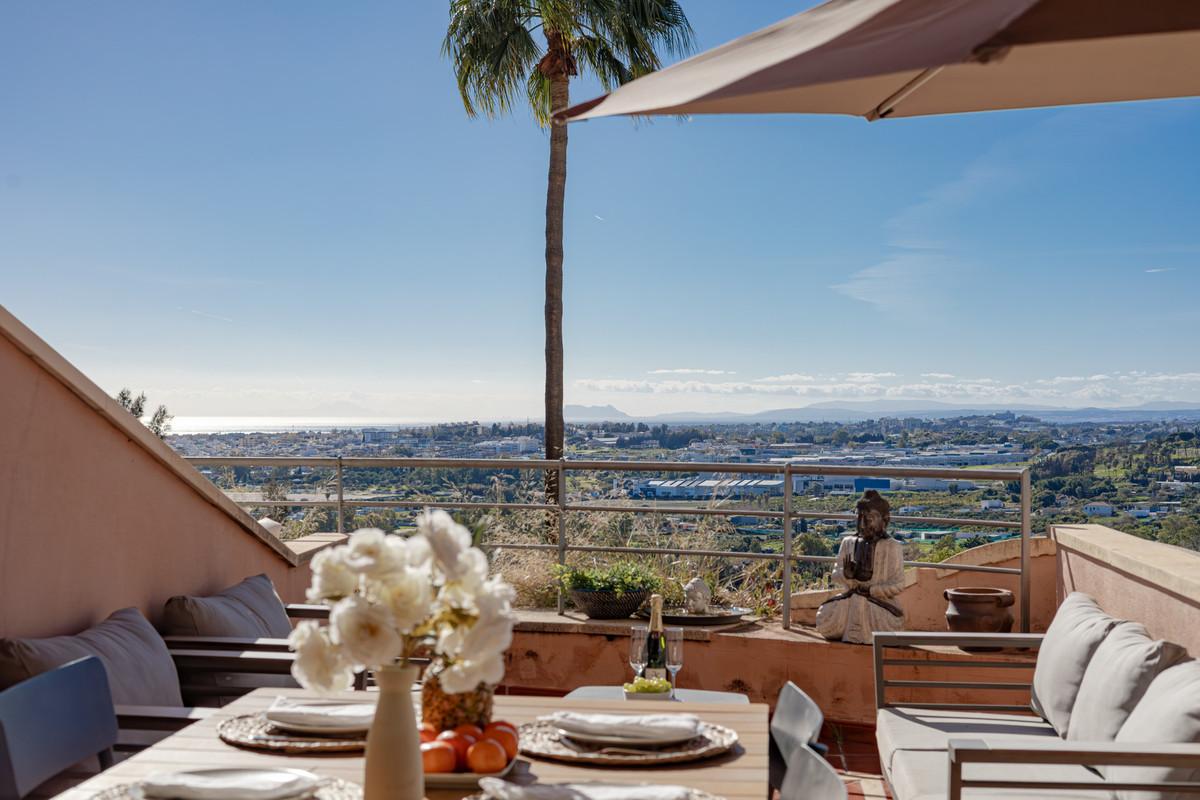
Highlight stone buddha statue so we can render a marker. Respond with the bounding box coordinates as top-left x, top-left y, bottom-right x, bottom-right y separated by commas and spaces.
815, 489, 905, 644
